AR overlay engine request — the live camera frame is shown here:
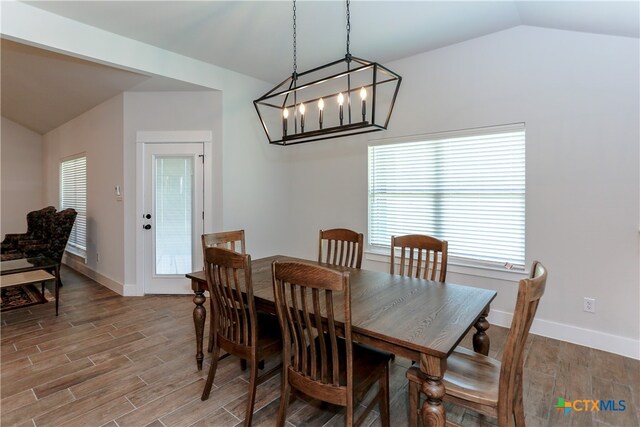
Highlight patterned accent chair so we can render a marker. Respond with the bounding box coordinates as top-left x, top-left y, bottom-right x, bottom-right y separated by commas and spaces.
1, 206, 57, 260
18, 209, 78, 266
